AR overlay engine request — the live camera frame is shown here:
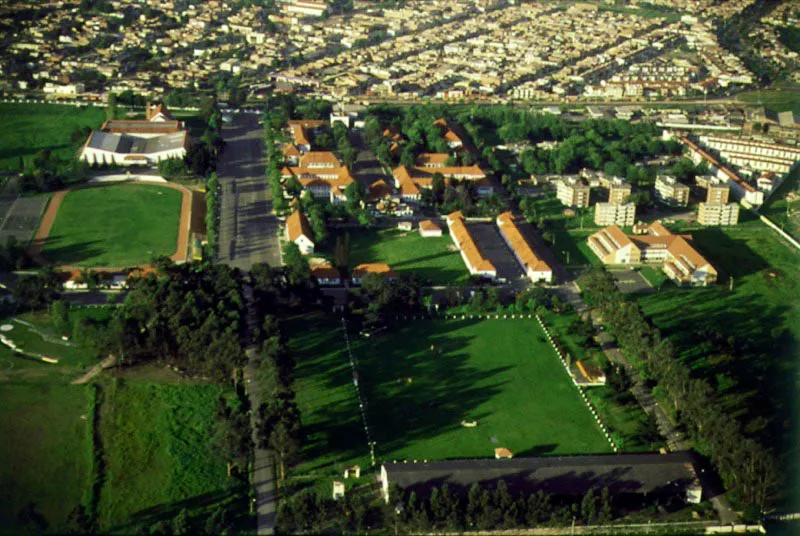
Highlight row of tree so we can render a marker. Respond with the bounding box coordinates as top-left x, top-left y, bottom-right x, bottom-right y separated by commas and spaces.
277, 482, 617, 534
580, 267, 778, 509
205, 172, 219, 256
